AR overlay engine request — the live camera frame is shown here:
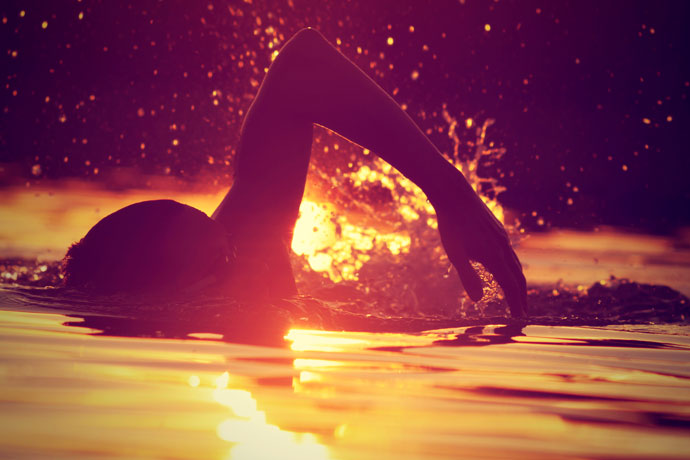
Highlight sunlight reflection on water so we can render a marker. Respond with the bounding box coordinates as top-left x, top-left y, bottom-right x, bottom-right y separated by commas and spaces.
1, 306, 690, 459
213, 371, 331, 460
